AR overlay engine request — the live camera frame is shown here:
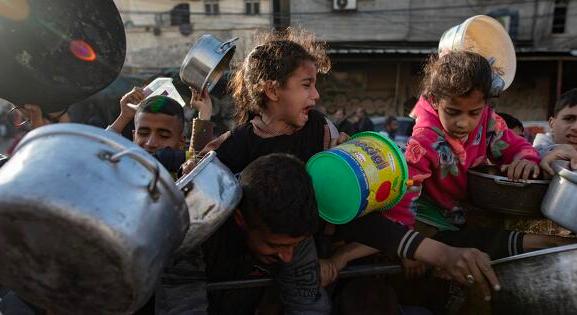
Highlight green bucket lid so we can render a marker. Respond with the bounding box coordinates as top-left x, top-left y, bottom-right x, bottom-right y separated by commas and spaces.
306, 151, 363, 224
